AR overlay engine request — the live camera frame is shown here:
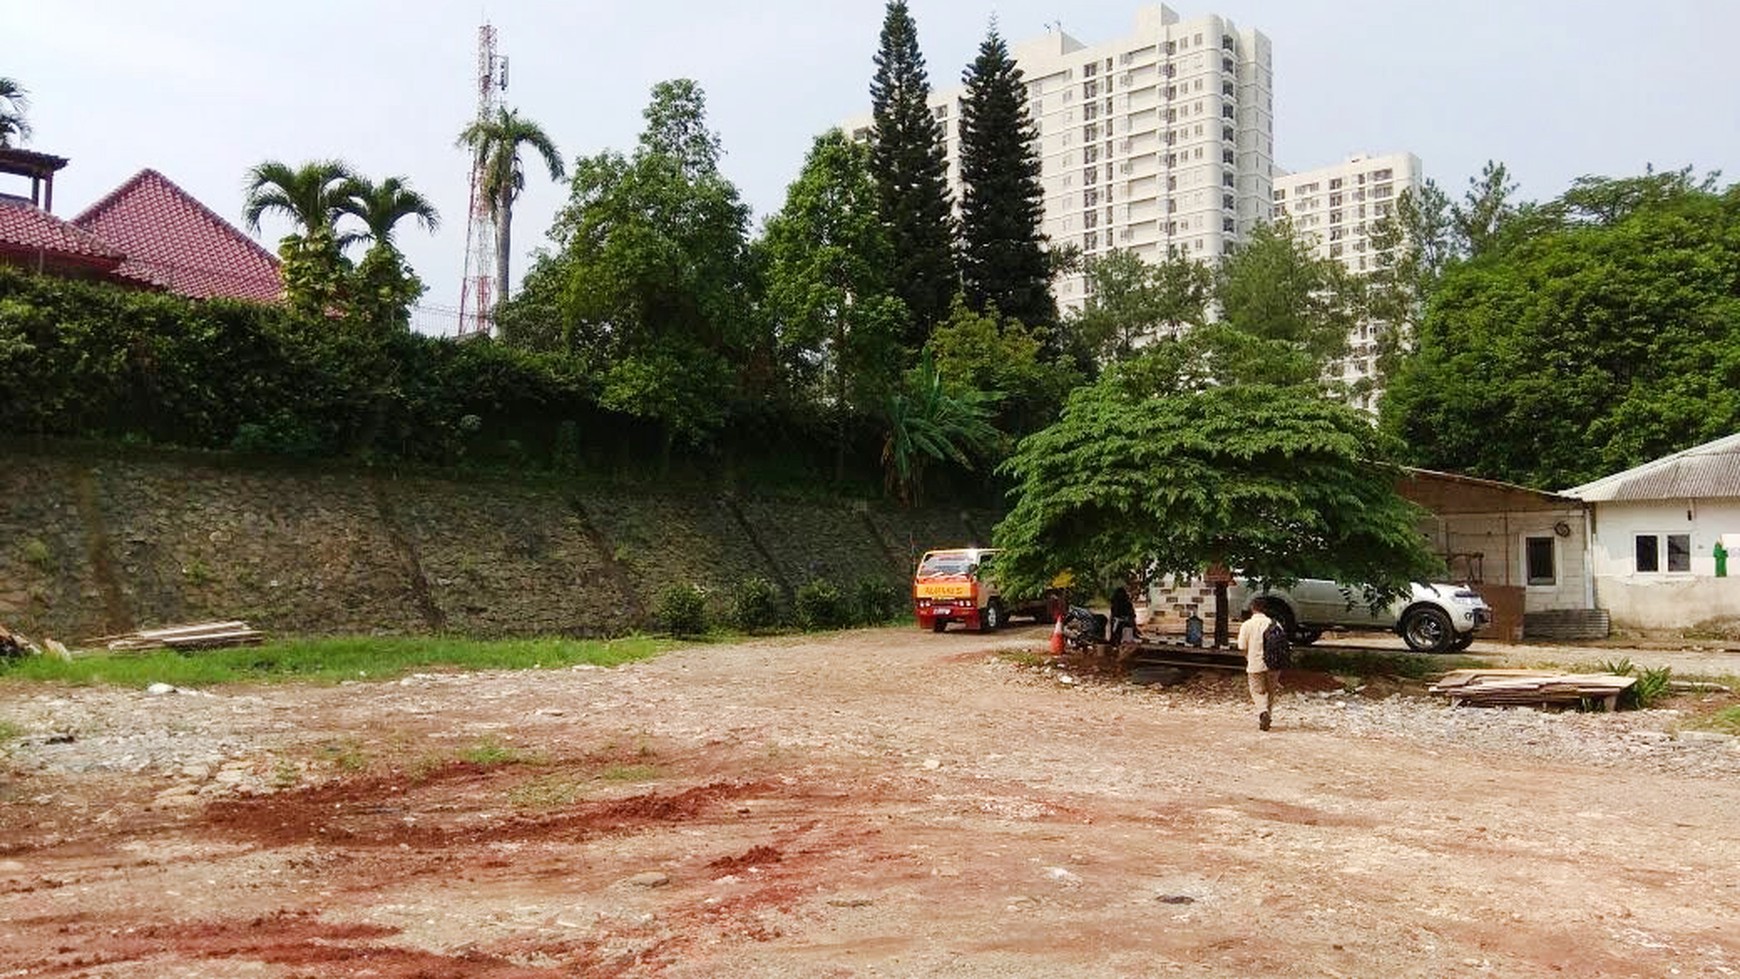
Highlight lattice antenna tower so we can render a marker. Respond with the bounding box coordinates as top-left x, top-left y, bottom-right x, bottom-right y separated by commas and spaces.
458, 23, 508, 337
